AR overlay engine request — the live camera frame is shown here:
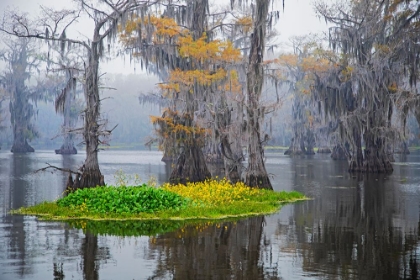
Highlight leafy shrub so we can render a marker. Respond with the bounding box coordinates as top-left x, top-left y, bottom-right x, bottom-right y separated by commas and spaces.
57, 184, 188, 214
